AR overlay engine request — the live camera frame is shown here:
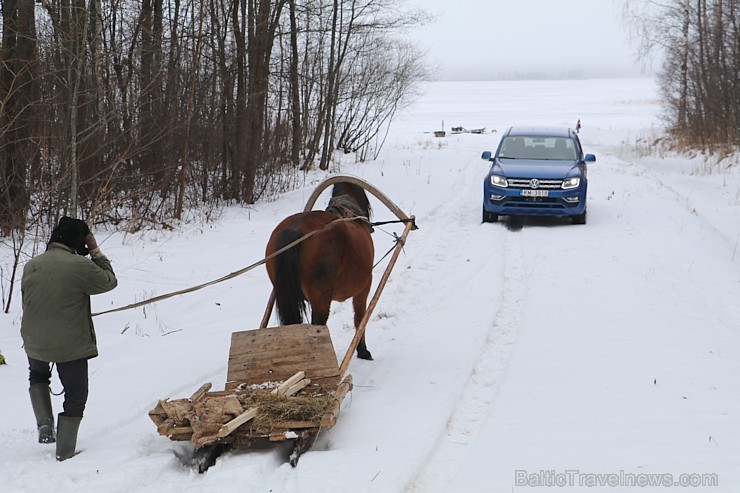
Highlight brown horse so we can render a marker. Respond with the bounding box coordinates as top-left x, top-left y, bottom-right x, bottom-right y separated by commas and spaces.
265, 182, 375, 360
